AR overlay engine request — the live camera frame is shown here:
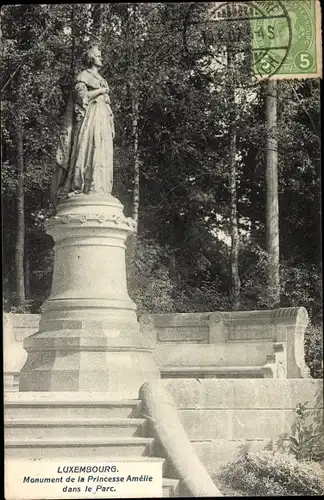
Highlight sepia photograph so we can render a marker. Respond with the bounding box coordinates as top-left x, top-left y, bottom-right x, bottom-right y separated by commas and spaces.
2, 1, 323, 497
